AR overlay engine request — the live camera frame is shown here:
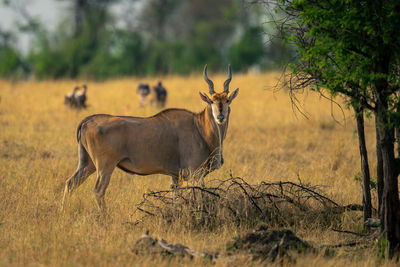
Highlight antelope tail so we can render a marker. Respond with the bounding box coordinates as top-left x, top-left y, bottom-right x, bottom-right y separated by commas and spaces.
76, 120, 85, 143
